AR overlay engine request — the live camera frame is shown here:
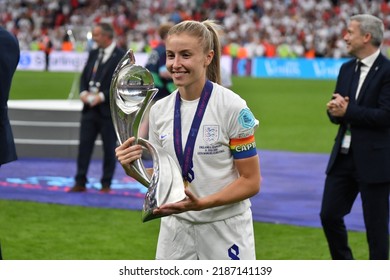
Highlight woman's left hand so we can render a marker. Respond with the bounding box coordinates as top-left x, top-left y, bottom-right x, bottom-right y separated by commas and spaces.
153, 188, 203, 216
